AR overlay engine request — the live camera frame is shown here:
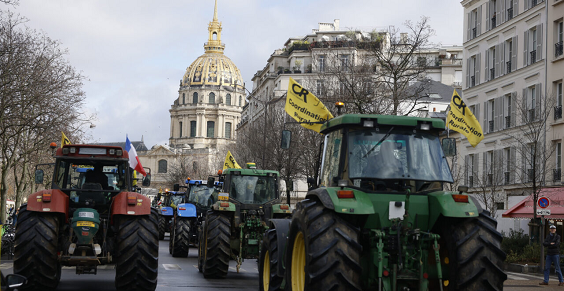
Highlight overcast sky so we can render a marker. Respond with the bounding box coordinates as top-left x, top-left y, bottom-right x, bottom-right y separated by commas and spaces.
6, 0, 463, 148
